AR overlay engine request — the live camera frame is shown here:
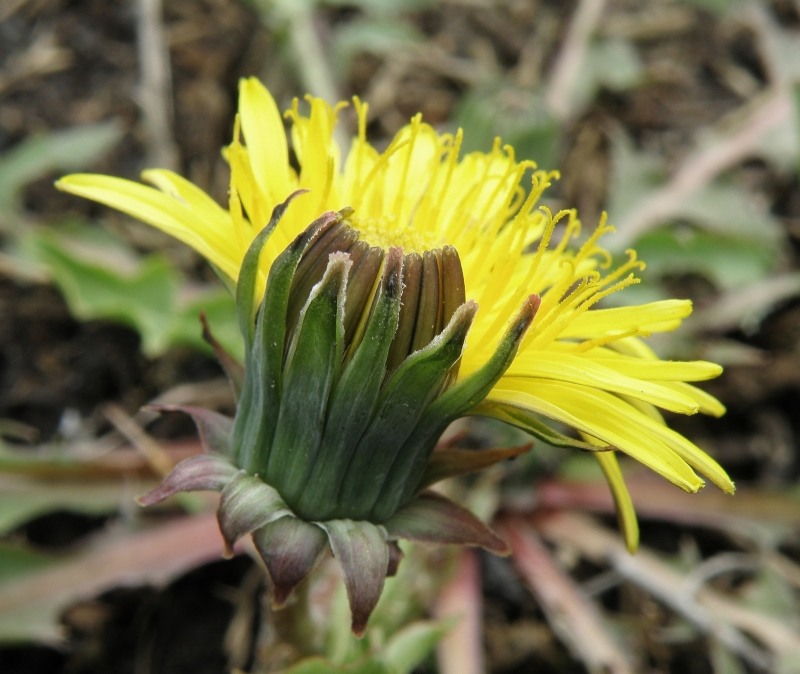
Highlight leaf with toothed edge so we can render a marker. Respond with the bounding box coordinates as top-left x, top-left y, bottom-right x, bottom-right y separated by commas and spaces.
318, 519, 390, 636
136, 454, 238, 506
